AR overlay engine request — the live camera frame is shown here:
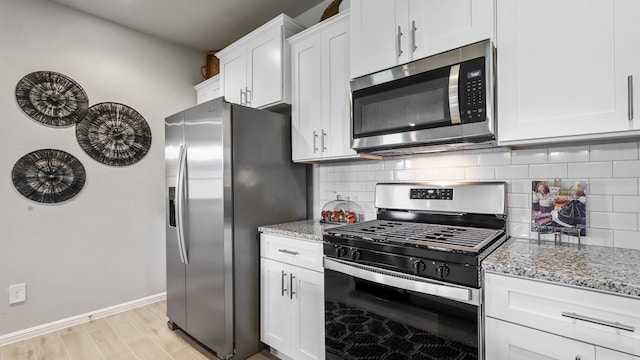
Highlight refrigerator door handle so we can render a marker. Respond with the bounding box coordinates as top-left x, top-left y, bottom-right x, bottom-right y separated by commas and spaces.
176, 144, 189, 264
